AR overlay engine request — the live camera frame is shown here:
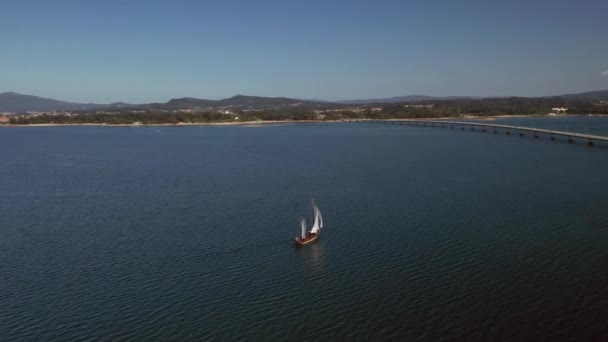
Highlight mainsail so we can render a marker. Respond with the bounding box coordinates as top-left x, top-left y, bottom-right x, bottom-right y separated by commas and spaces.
309, 201, 322, 234
318, 208, 323, 229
